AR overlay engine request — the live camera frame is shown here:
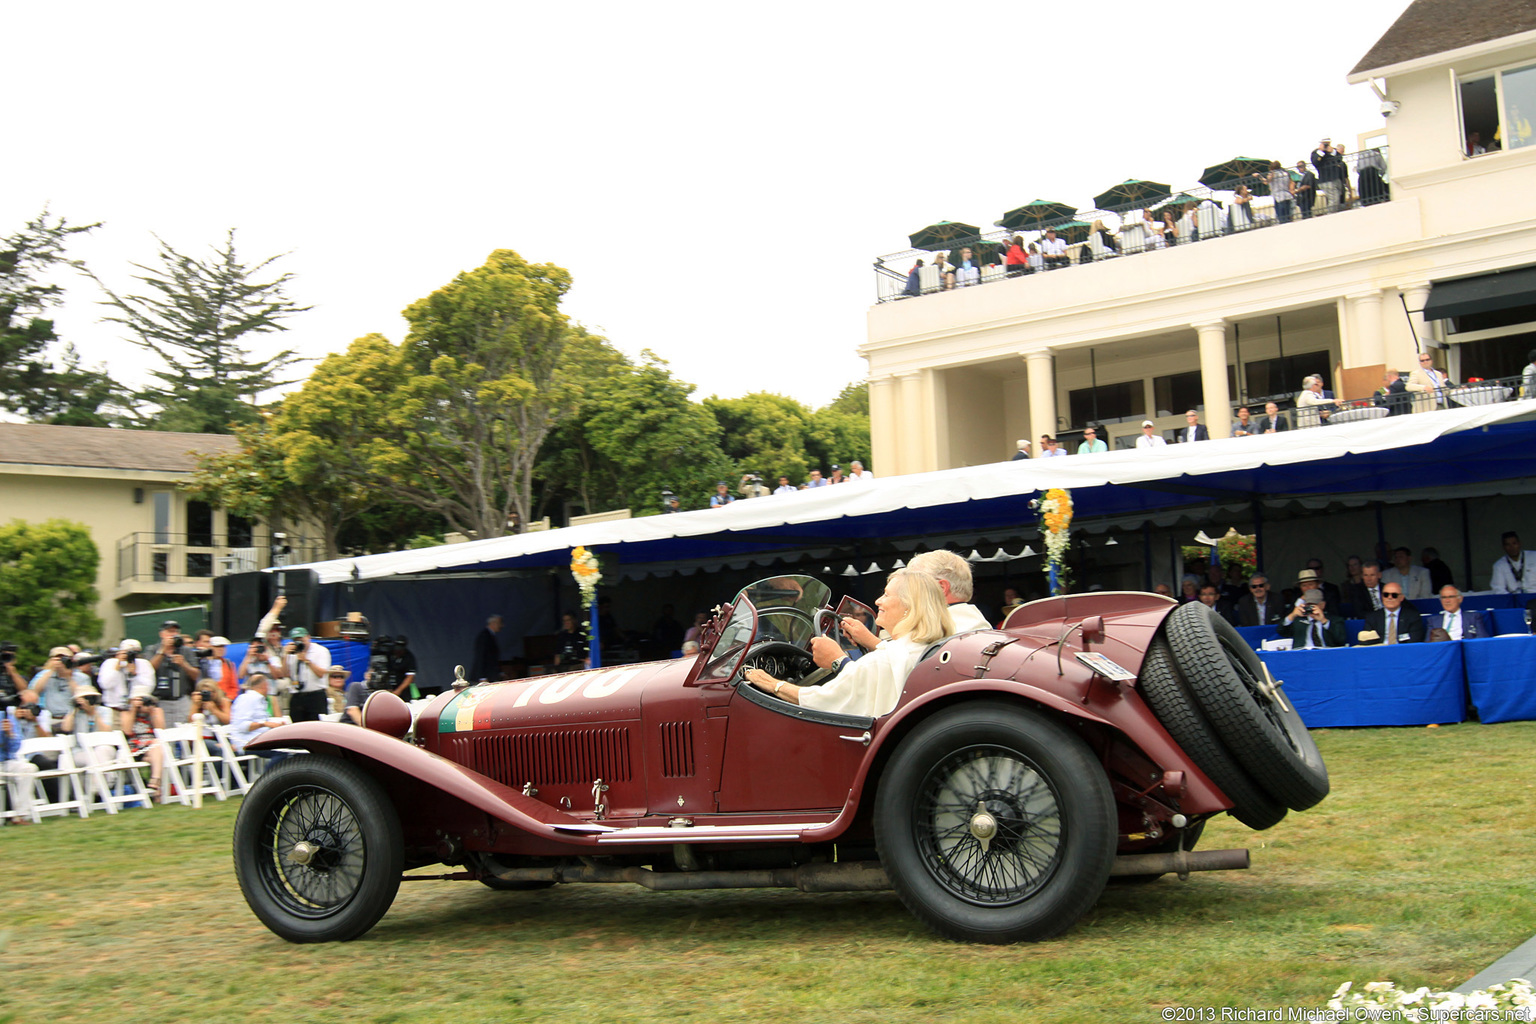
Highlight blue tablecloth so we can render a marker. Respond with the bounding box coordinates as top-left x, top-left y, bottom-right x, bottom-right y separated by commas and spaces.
1257, 642, 1466, 728
1462, 635, 1536, 724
